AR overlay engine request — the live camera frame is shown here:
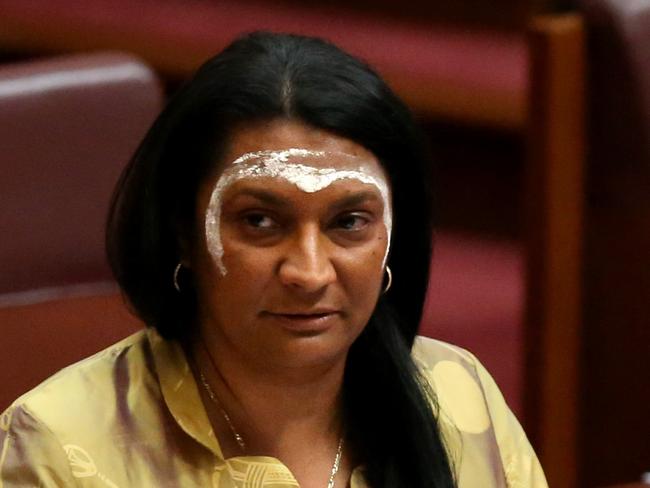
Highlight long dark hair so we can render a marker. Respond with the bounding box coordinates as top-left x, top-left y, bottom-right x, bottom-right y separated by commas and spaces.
107, 32, 455, 487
